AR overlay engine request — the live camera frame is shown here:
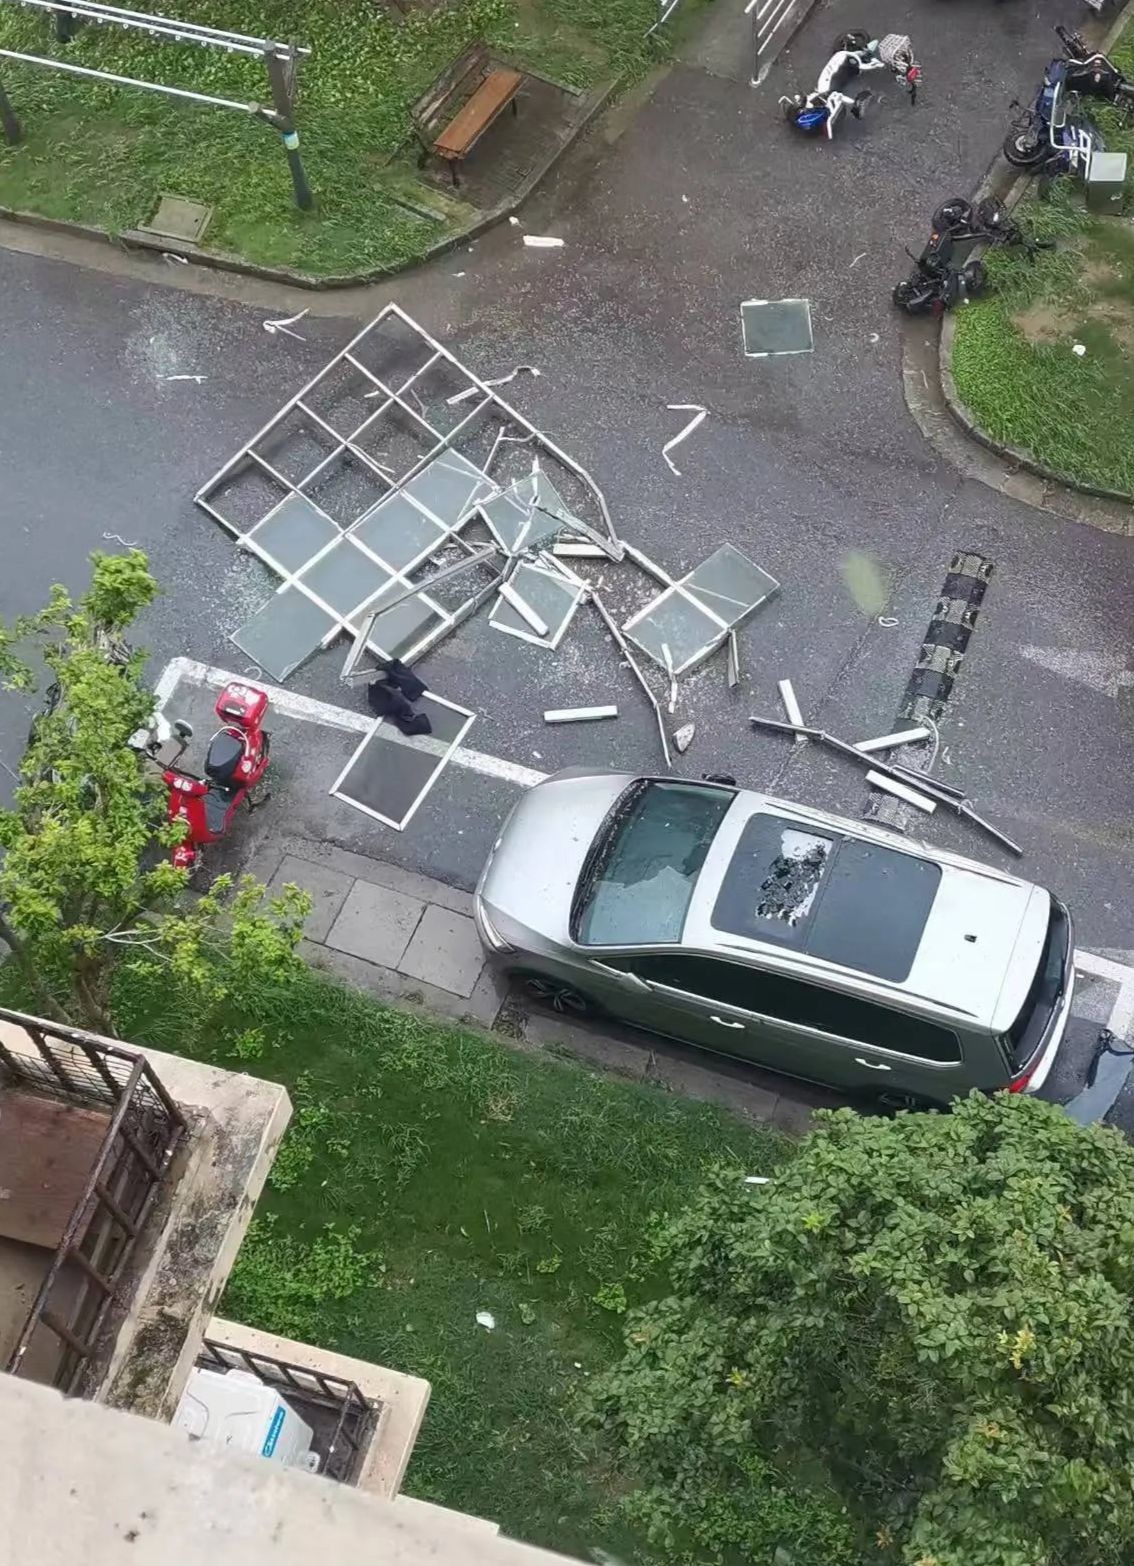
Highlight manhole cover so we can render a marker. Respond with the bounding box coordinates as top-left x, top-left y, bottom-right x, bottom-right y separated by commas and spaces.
140, 194, 213, 243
